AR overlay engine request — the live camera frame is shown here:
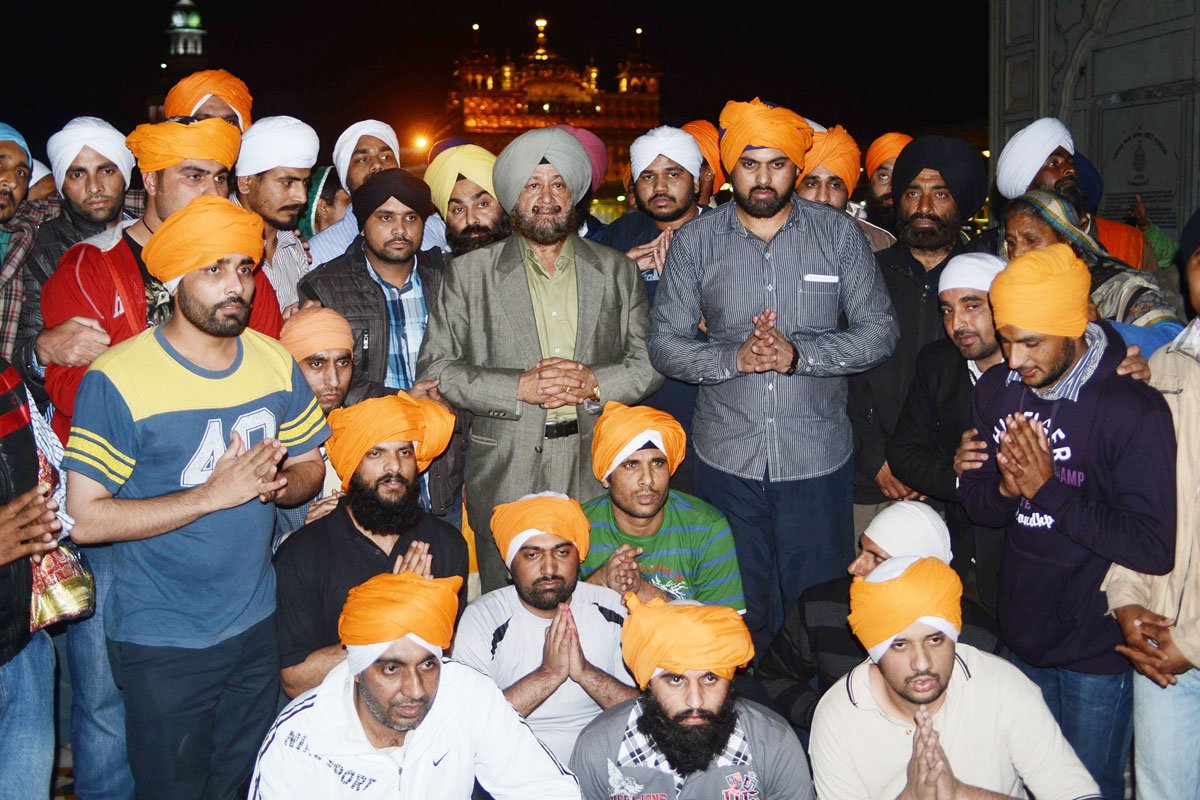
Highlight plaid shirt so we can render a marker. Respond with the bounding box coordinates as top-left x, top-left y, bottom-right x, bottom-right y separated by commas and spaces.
0, 197, 59, 359
364, 257, 427, 391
